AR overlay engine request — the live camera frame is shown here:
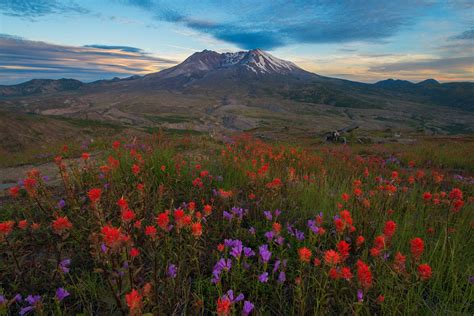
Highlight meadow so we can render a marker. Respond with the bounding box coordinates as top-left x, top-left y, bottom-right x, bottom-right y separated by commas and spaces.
0, 133, 473, 315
